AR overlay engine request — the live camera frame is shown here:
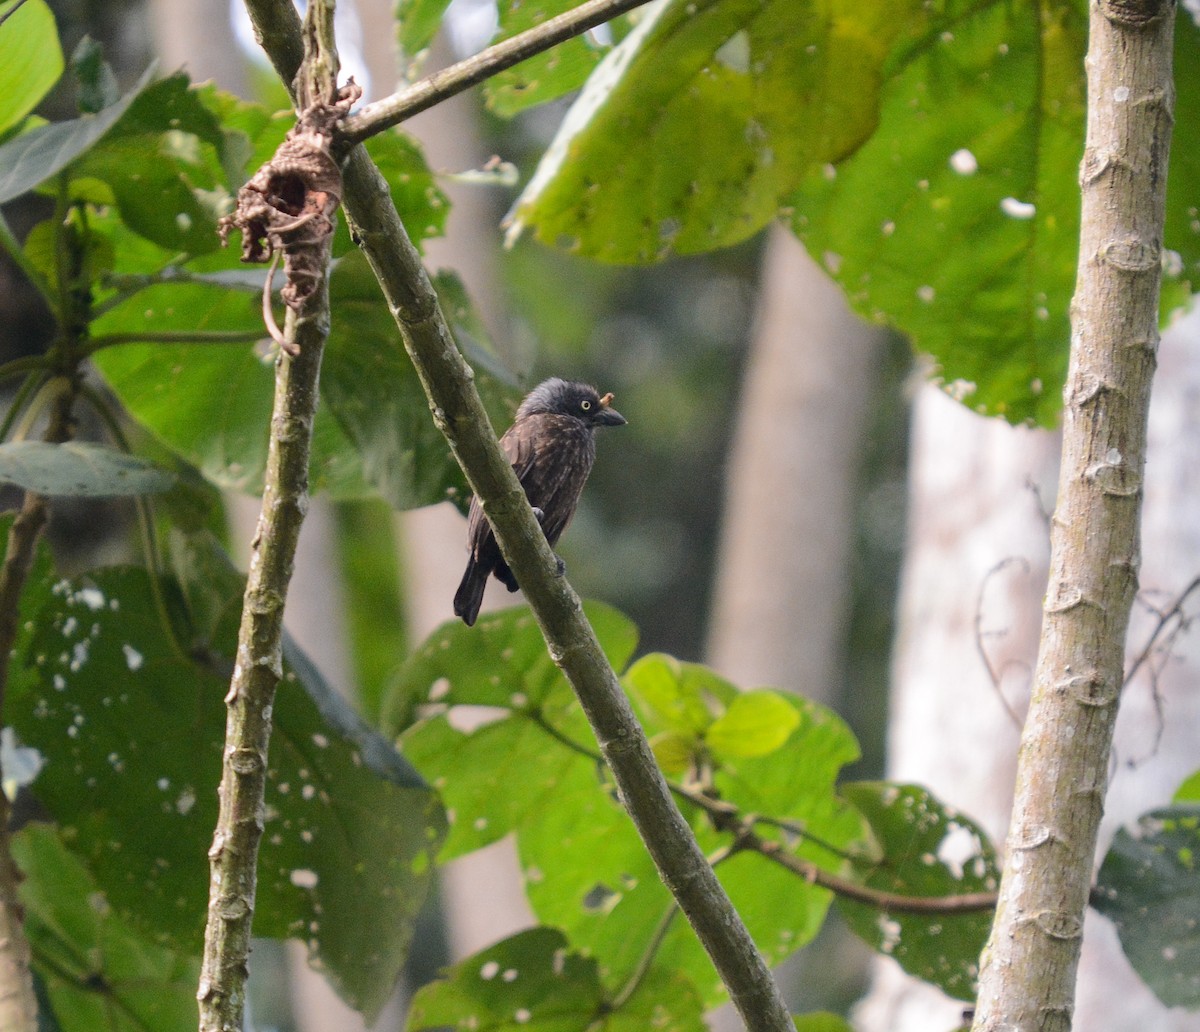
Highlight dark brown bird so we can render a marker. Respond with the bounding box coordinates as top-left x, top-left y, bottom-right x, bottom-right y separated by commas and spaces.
454, 378, 626, 626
